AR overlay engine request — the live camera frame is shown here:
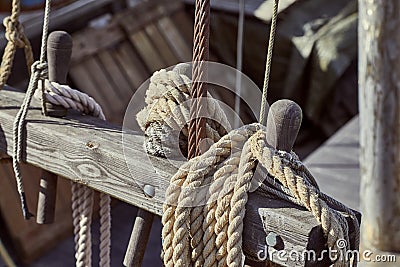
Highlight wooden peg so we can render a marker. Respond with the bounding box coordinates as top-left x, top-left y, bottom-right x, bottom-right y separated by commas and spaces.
45, 31, 72, 117
265, 99, 302, 152
123, 208, 154, 267
36, 31, 72, 224
122, 64, 191, 267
